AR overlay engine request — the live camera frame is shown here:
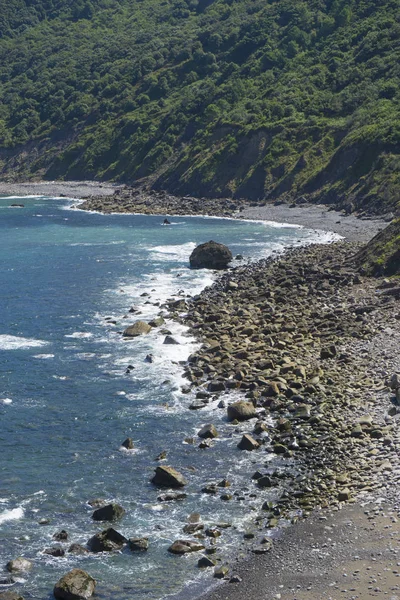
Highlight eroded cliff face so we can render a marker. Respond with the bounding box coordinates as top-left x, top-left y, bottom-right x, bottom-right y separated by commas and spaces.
354, 218, 400, 276
0, 124, 399, 218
